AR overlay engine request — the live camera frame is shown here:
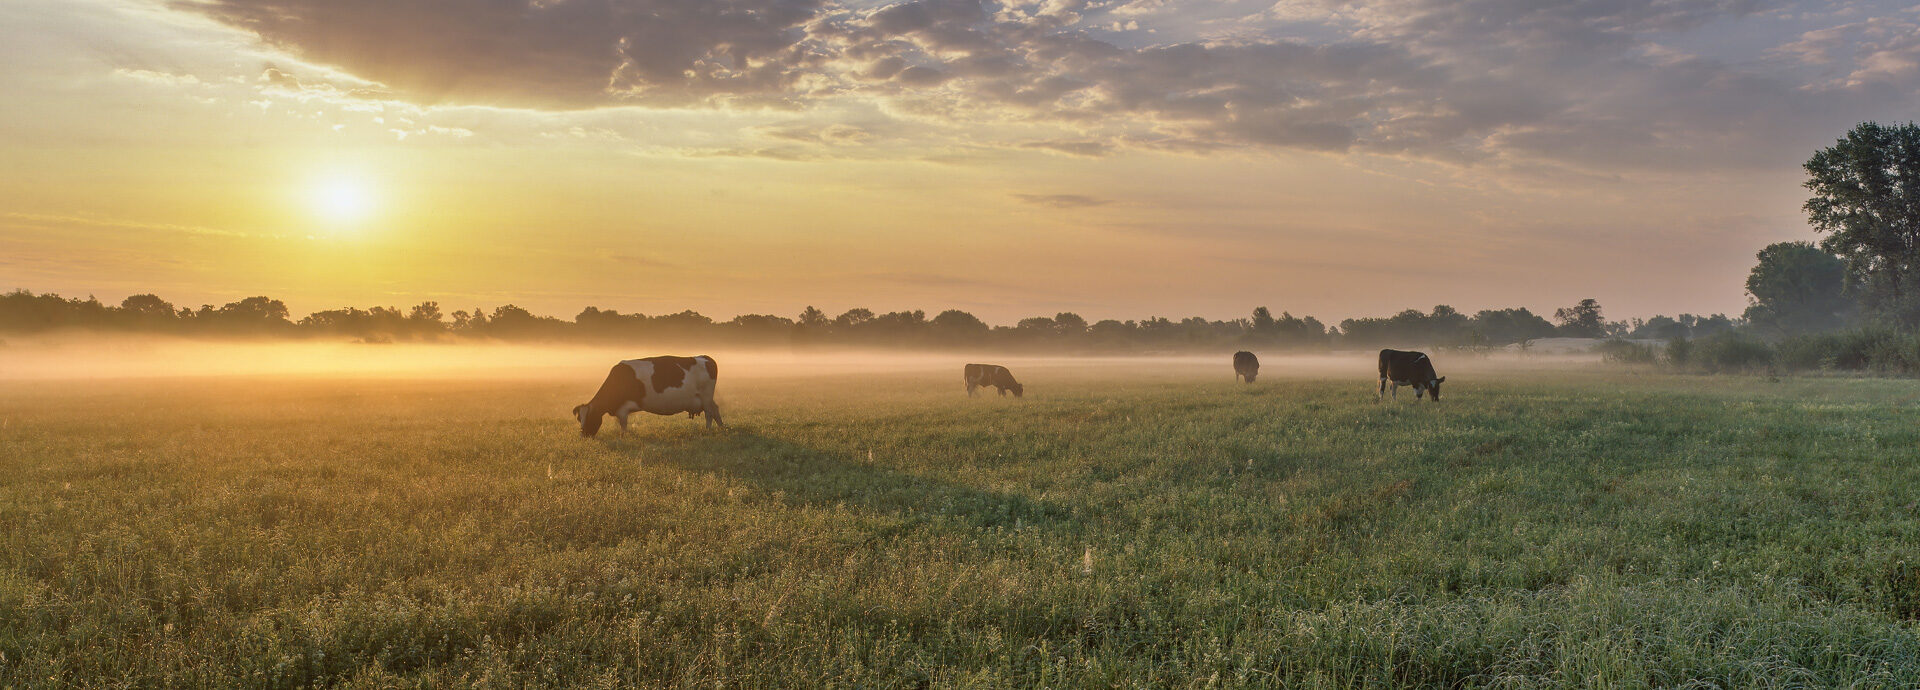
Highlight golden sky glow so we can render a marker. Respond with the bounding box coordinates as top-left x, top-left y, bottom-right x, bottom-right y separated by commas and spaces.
4, 0, 1919, 323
